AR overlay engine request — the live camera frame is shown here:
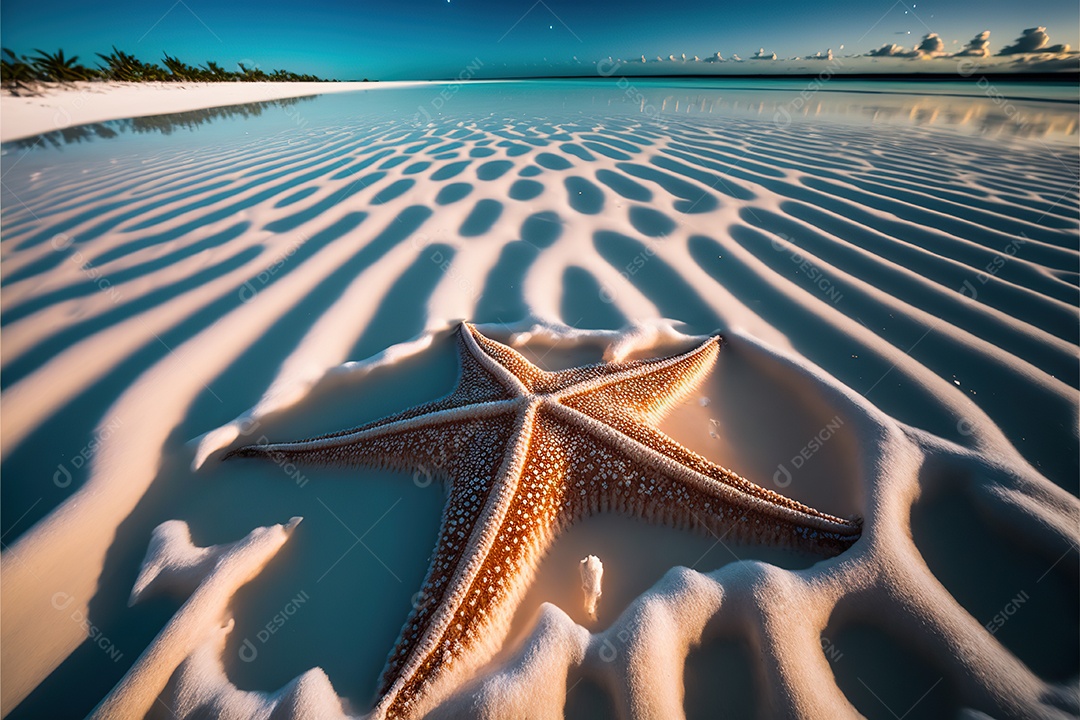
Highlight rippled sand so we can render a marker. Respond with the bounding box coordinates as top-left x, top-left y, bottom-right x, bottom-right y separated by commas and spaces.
1, 81, 1077, 719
